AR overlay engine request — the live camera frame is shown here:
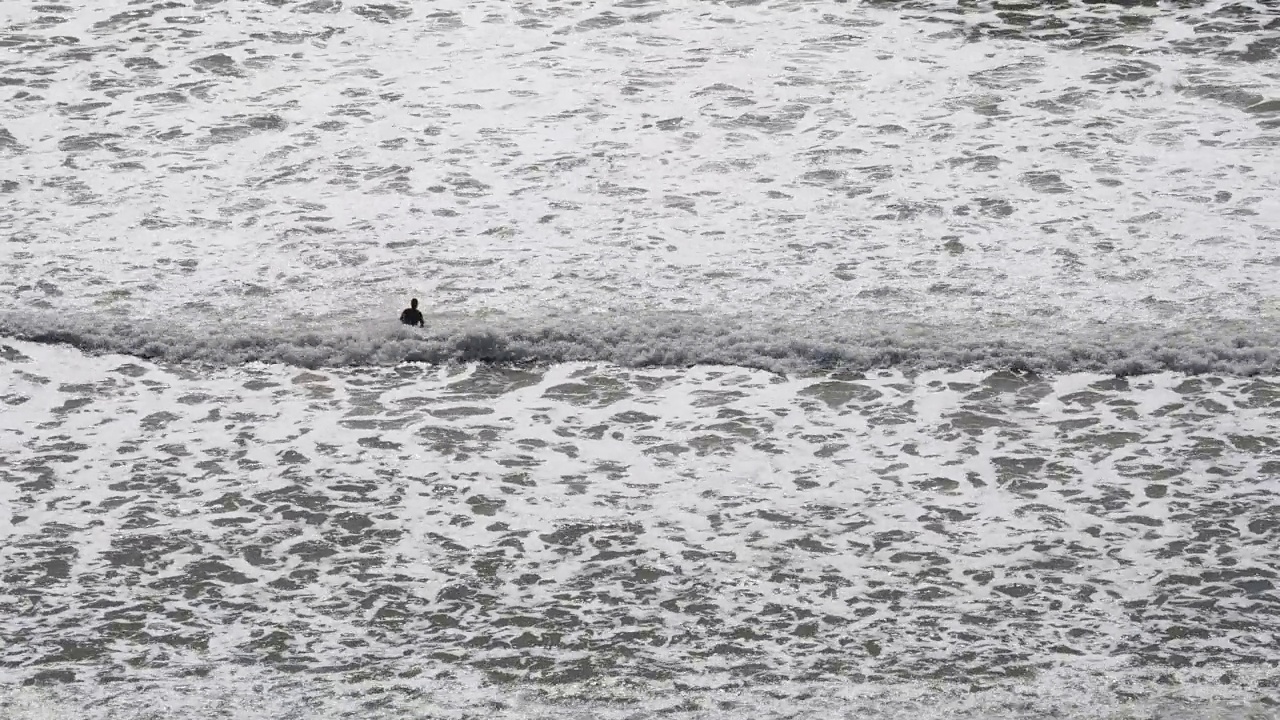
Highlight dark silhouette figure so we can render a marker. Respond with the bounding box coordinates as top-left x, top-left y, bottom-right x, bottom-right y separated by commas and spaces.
400, 298, 424, 327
